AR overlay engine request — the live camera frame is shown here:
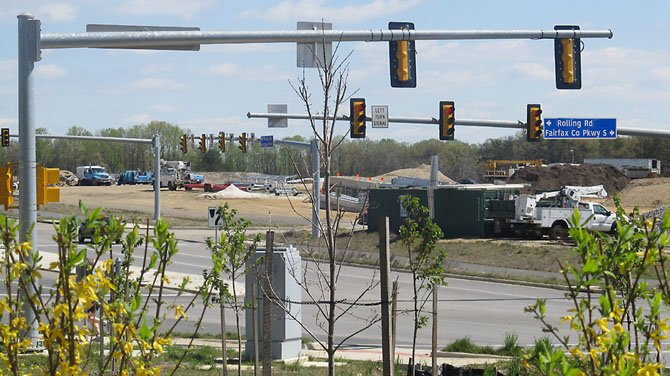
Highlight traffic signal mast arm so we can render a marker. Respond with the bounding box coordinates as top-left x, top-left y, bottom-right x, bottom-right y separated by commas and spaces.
41, 28, 613, 49
247, 111, 670, 139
